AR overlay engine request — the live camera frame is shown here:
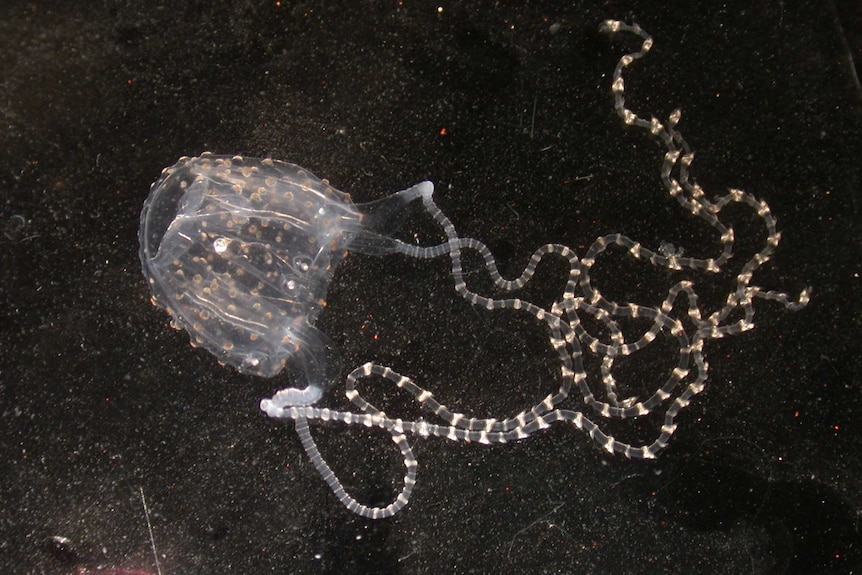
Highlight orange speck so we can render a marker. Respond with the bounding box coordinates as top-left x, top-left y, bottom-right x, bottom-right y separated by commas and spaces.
439, 127, 447, 136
